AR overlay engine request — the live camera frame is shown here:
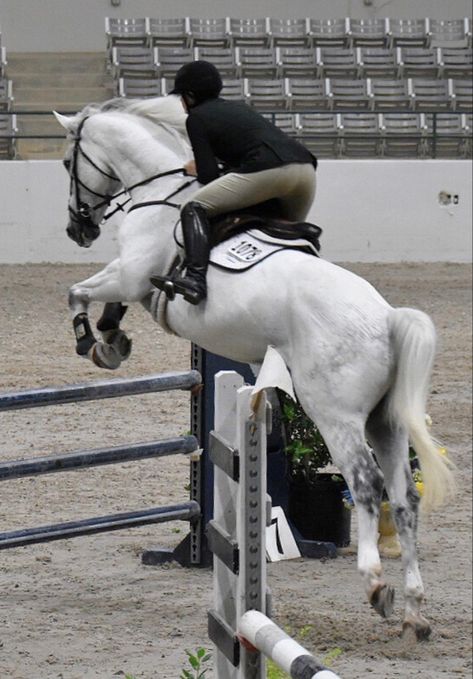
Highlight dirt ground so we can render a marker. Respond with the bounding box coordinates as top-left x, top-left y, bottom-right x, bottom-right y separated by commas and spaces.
0, 262, 471, 679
